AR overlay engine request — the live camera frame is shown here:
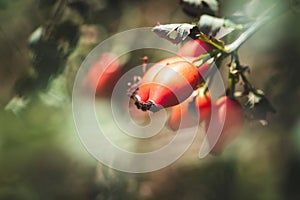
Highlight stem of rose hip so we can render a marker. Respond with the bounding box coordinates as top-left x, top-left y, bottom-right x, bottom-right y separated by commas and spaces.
224, 17, 268, 53
230, 52, 260, 96
192, 50, 219, 67
227, 52, 239, 99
